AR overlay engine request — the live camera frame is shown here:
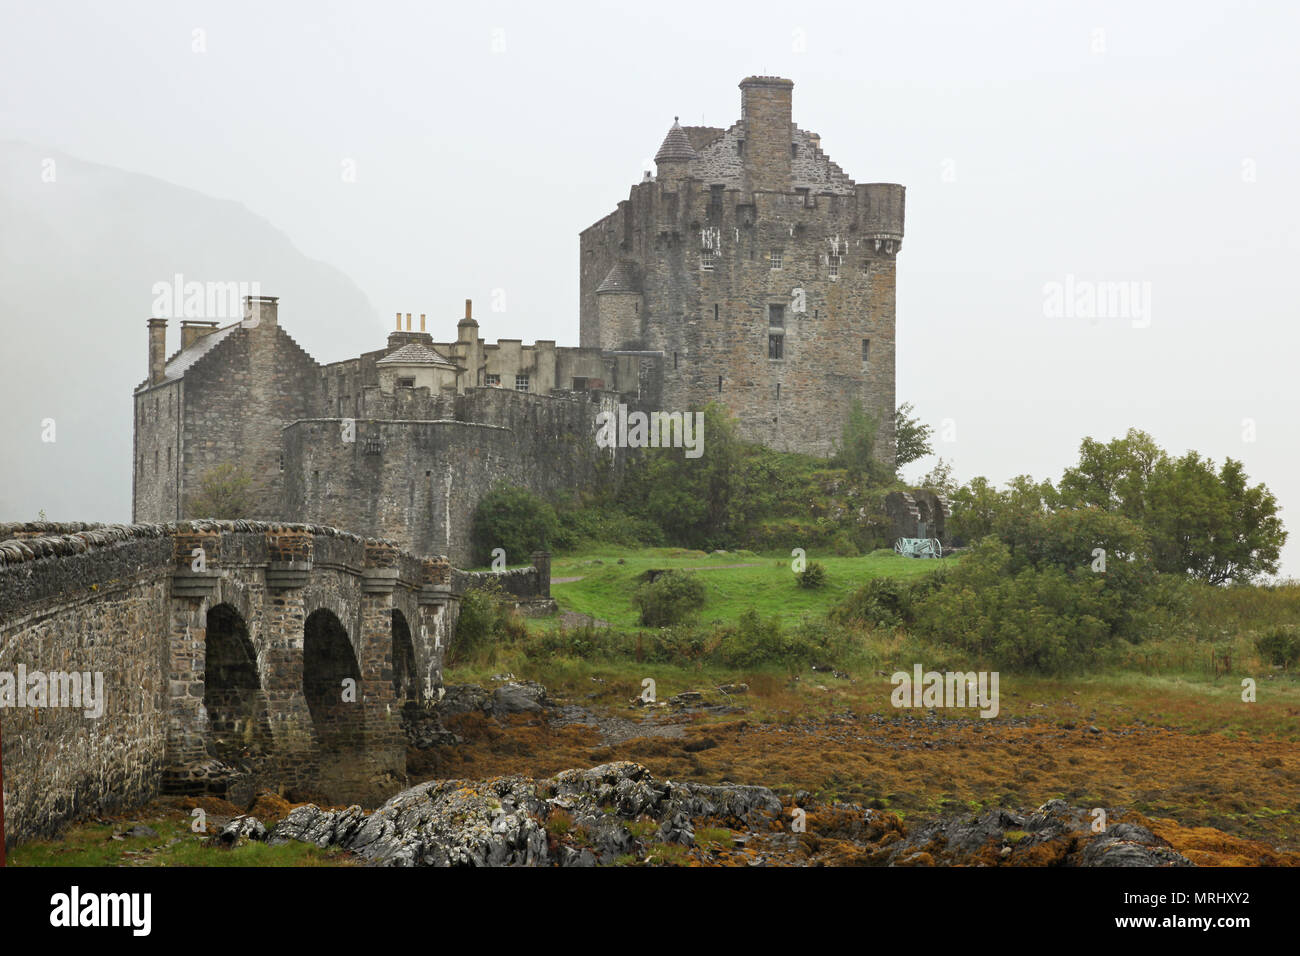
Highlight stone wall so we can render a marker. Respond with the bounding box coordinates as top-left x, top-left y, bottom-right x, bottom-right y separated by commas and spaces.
0, 524, 174, 846
282, 389, 621, 565
174, 306, 323, 522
